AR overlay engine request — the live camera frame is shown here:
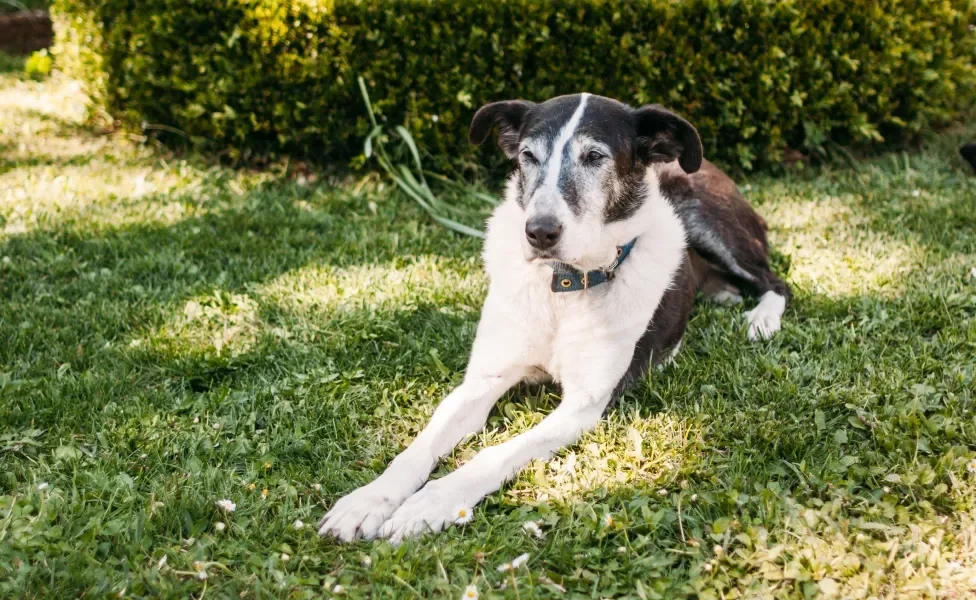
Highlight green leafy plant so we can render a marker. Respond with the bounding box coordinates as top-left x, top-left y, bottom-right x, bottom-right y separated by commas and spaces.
358, 76, 496, 238
24, 48, 52, 80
